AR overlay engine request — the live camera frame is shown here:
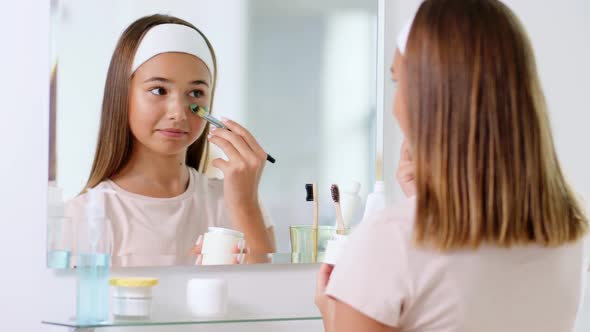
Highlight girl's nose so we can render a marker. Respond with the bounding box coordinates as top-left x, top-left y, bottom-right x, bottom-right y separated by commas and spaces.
166, 96, 188, 121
